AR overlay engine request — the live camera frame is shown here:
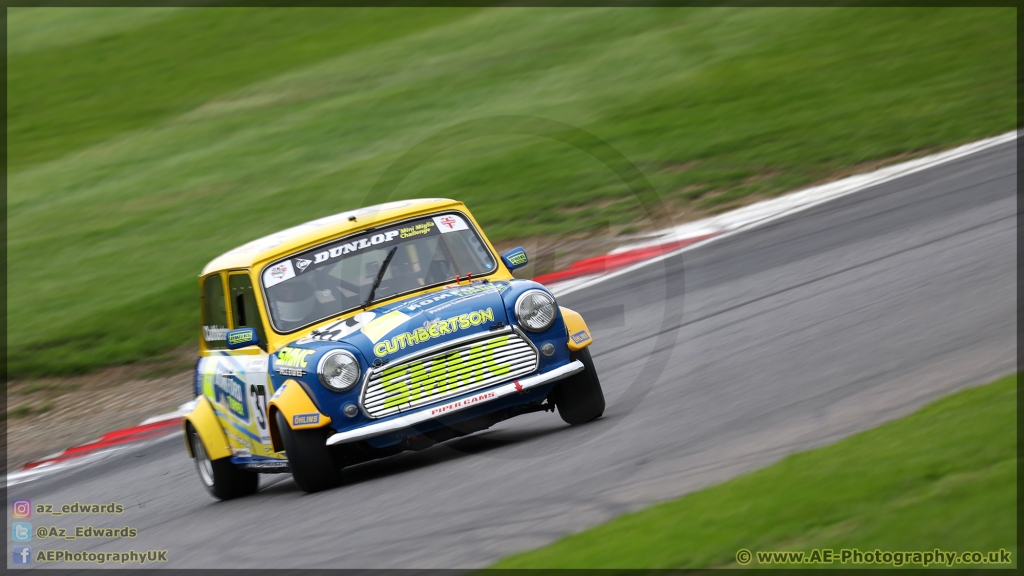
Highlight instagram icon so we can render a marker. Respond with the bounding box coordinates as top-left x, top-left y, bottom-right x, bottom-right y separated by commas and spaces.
12, 499, 31, 518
